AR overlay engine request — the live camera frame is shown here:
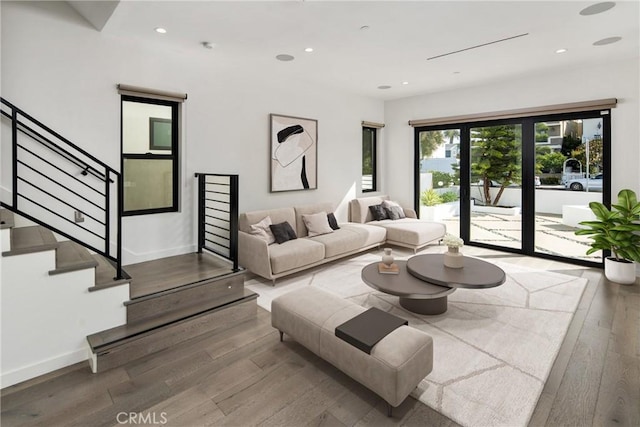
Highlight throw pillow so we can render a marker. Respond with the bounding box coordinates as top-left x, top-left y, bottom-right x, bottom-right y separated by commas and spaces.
369, 204, 389, 221
269, 221, 297, 244
385, 206, 405, 220
382, 200, 406, 218
302, 211, 334, 237
249, 216, 275, 244
327, 212, 340, 230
